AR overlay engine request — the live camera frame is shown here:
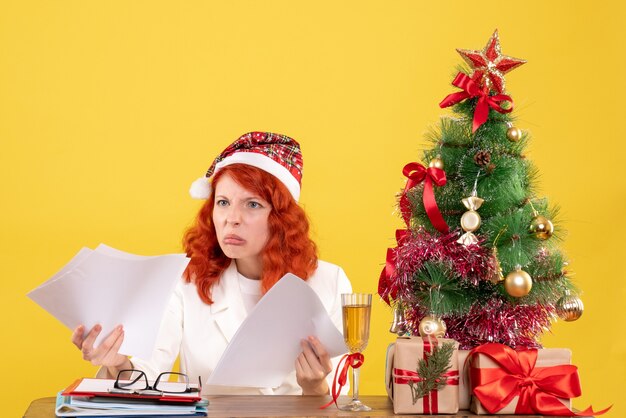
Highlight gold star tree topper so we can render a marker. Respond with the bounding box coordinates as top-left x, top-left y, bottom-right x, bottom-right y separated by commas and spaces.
456, 30, 526, 94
